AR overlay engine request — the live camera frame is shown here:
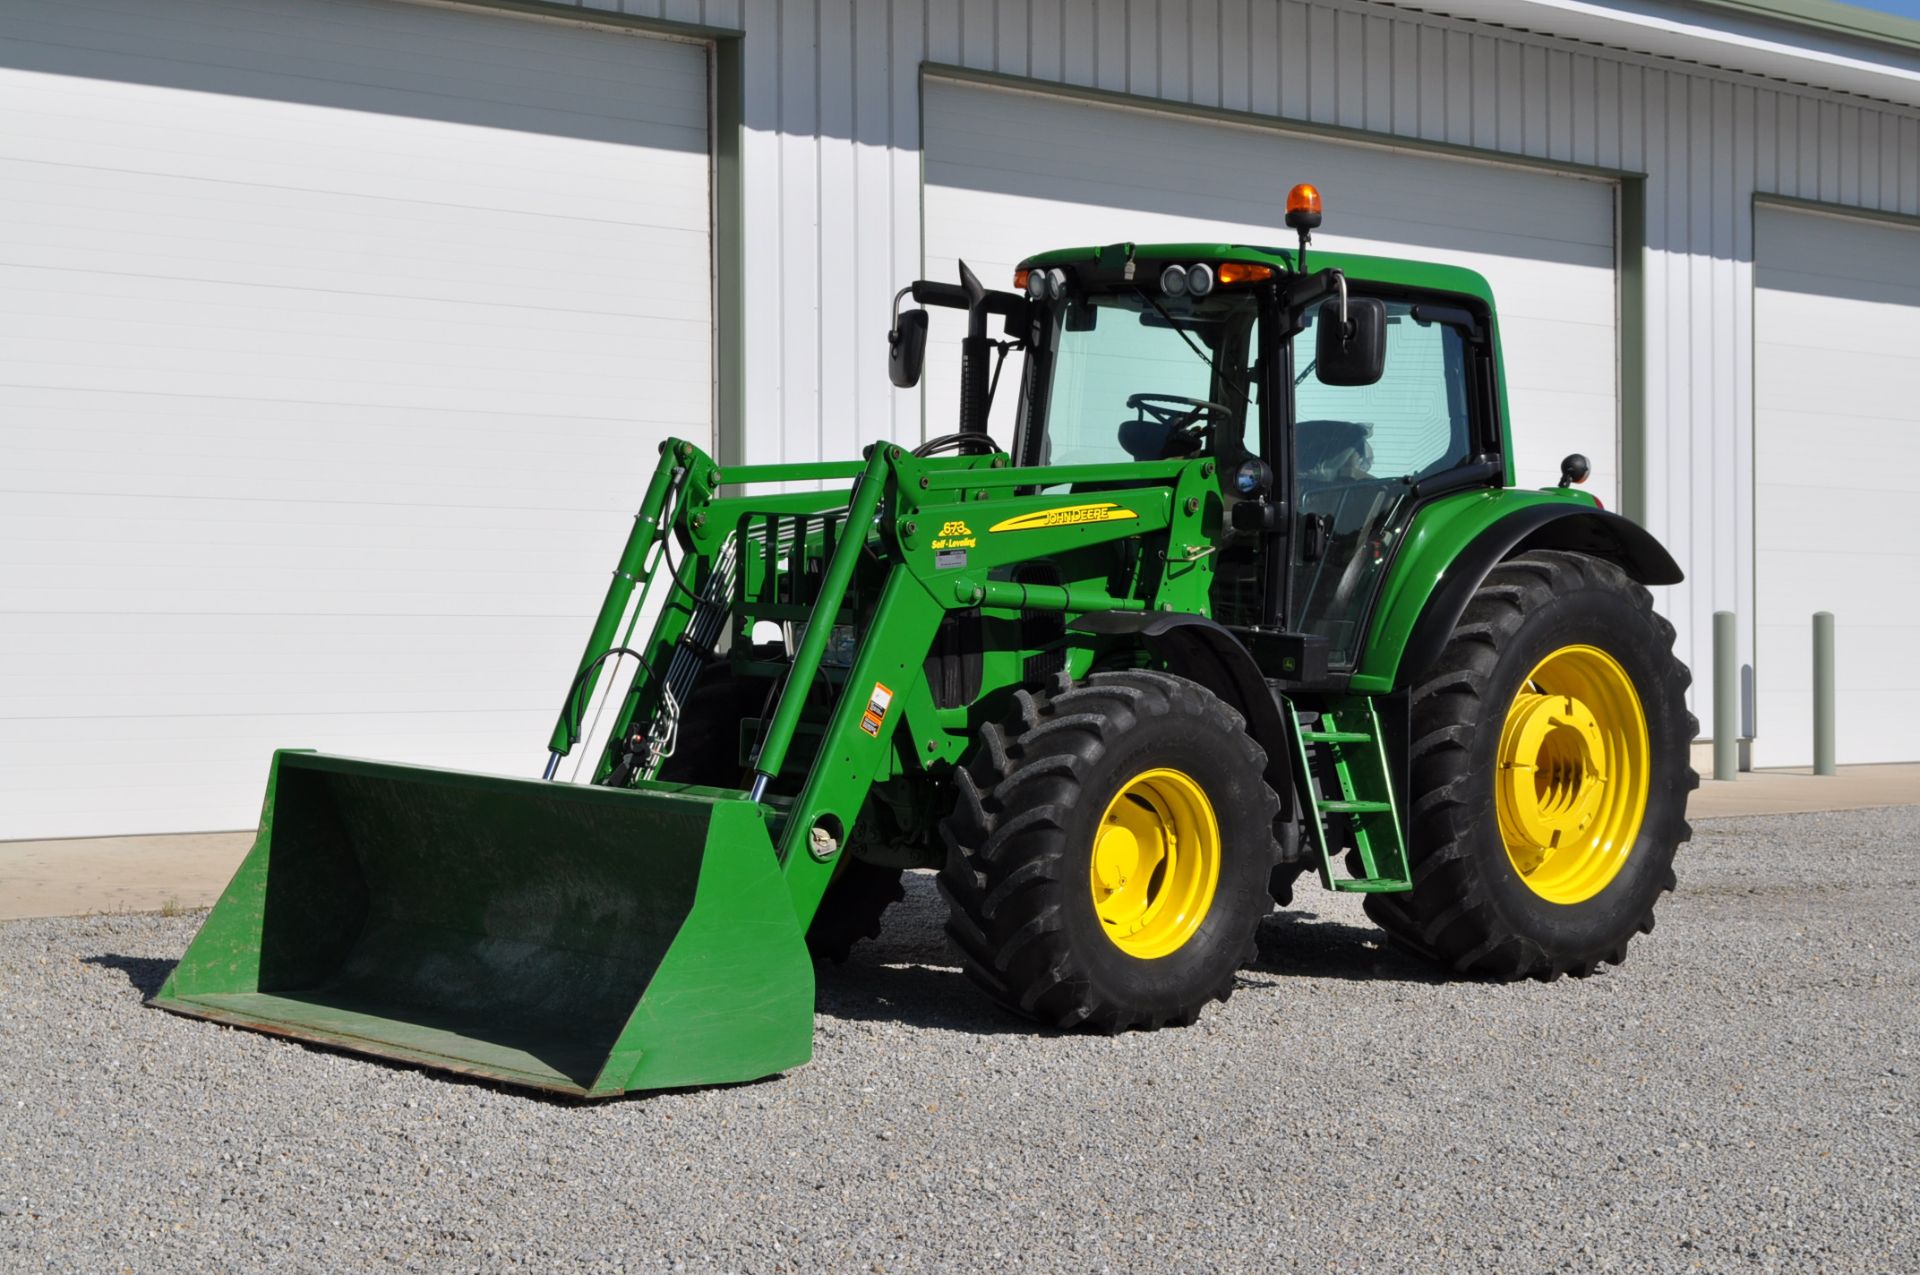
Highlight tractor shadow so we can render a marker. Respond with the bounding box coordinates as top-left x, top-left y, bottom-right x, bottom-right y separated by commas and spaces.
1246, 909, 1448, 985
83, 953, 178, 998
83, 952, 778, 1107
817, 874, 1450, 1036
813, 874, 1037, 1037
815, 959, 1039, 1037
